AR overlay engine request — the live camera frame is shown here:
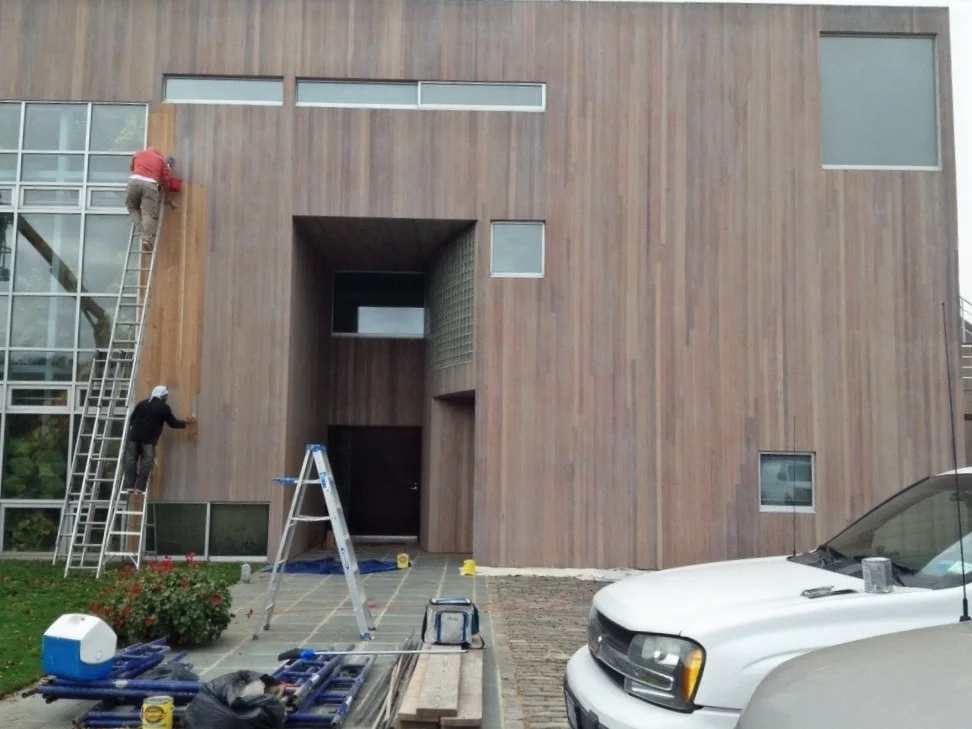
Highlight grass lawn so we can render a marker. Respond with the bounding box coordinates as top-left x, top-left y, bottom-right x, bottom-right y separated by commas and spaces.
0, 560, 254, 698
